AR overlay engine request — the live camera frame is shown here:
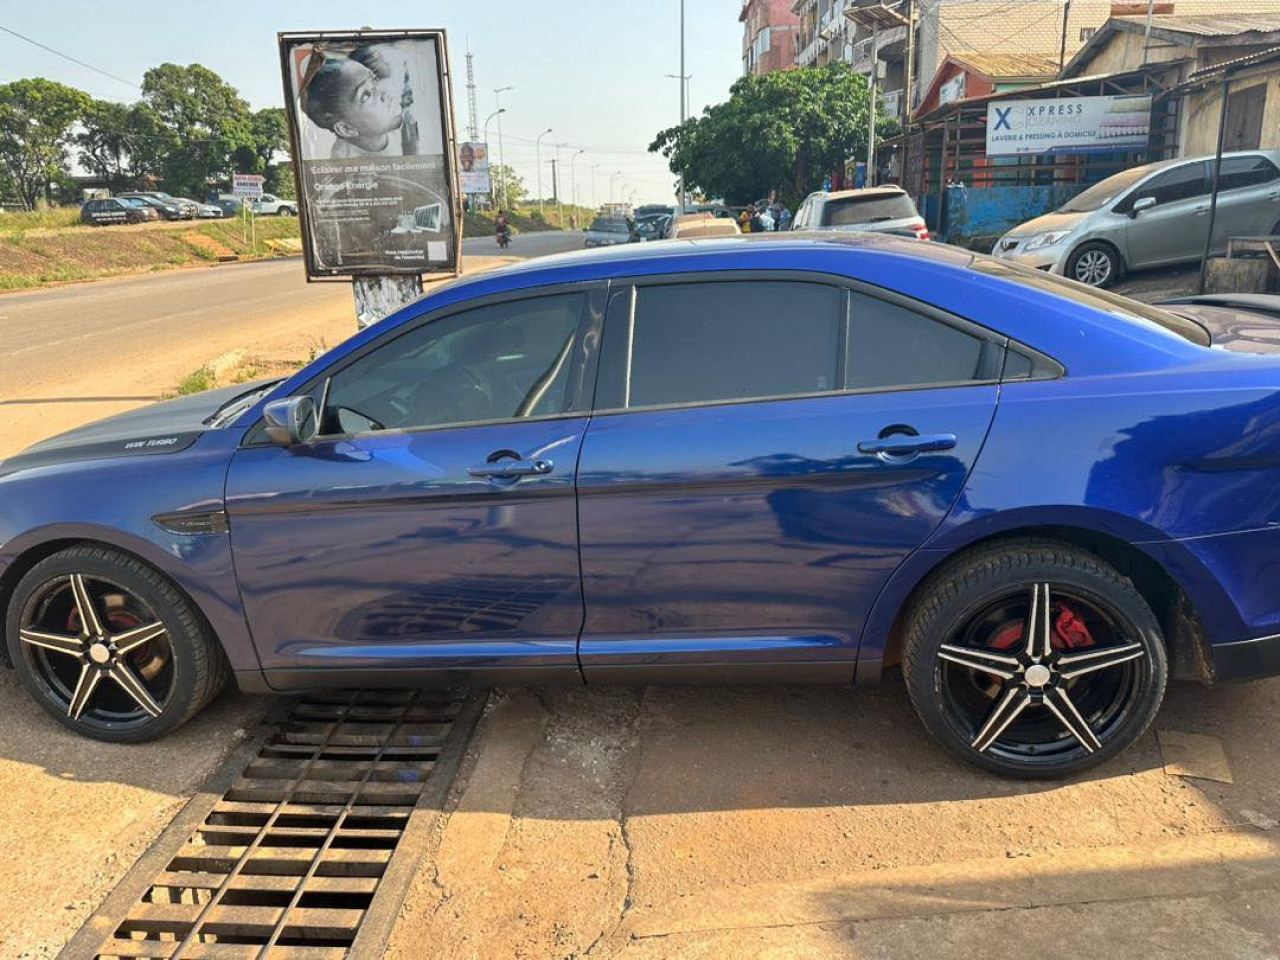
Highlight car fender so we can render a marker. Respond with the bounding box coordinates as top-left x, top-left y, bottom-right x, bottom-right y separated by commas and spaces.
855, 506, 1241, 669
